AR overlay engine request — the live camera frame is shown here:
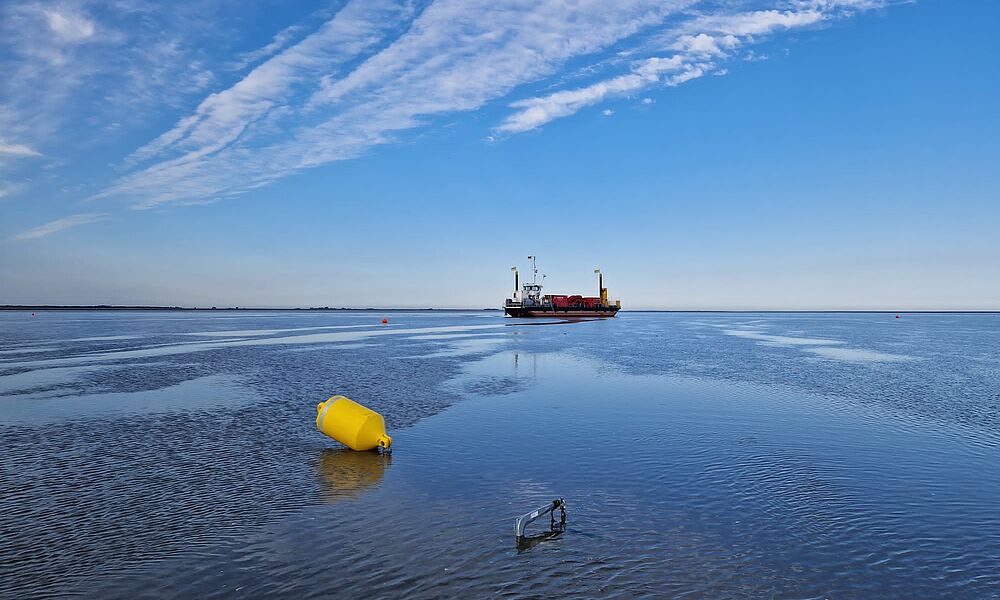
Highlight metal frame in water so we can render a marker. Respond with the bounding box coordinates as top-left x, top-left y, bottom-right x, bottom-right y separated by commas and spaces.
515, 498, 567, 551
